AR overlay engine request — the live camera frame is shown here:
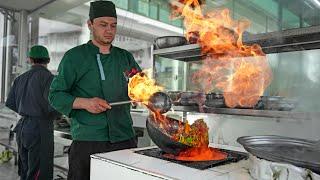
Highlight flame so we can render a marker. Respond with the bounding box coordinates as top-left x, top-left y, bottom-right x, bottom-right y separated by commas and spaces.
128, 72, 163, 104
164, 147, 227, 161
151, 111, 171, 128
171, 0, 272, 108
127, 67, 225, 161
150, 106, 227, 161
